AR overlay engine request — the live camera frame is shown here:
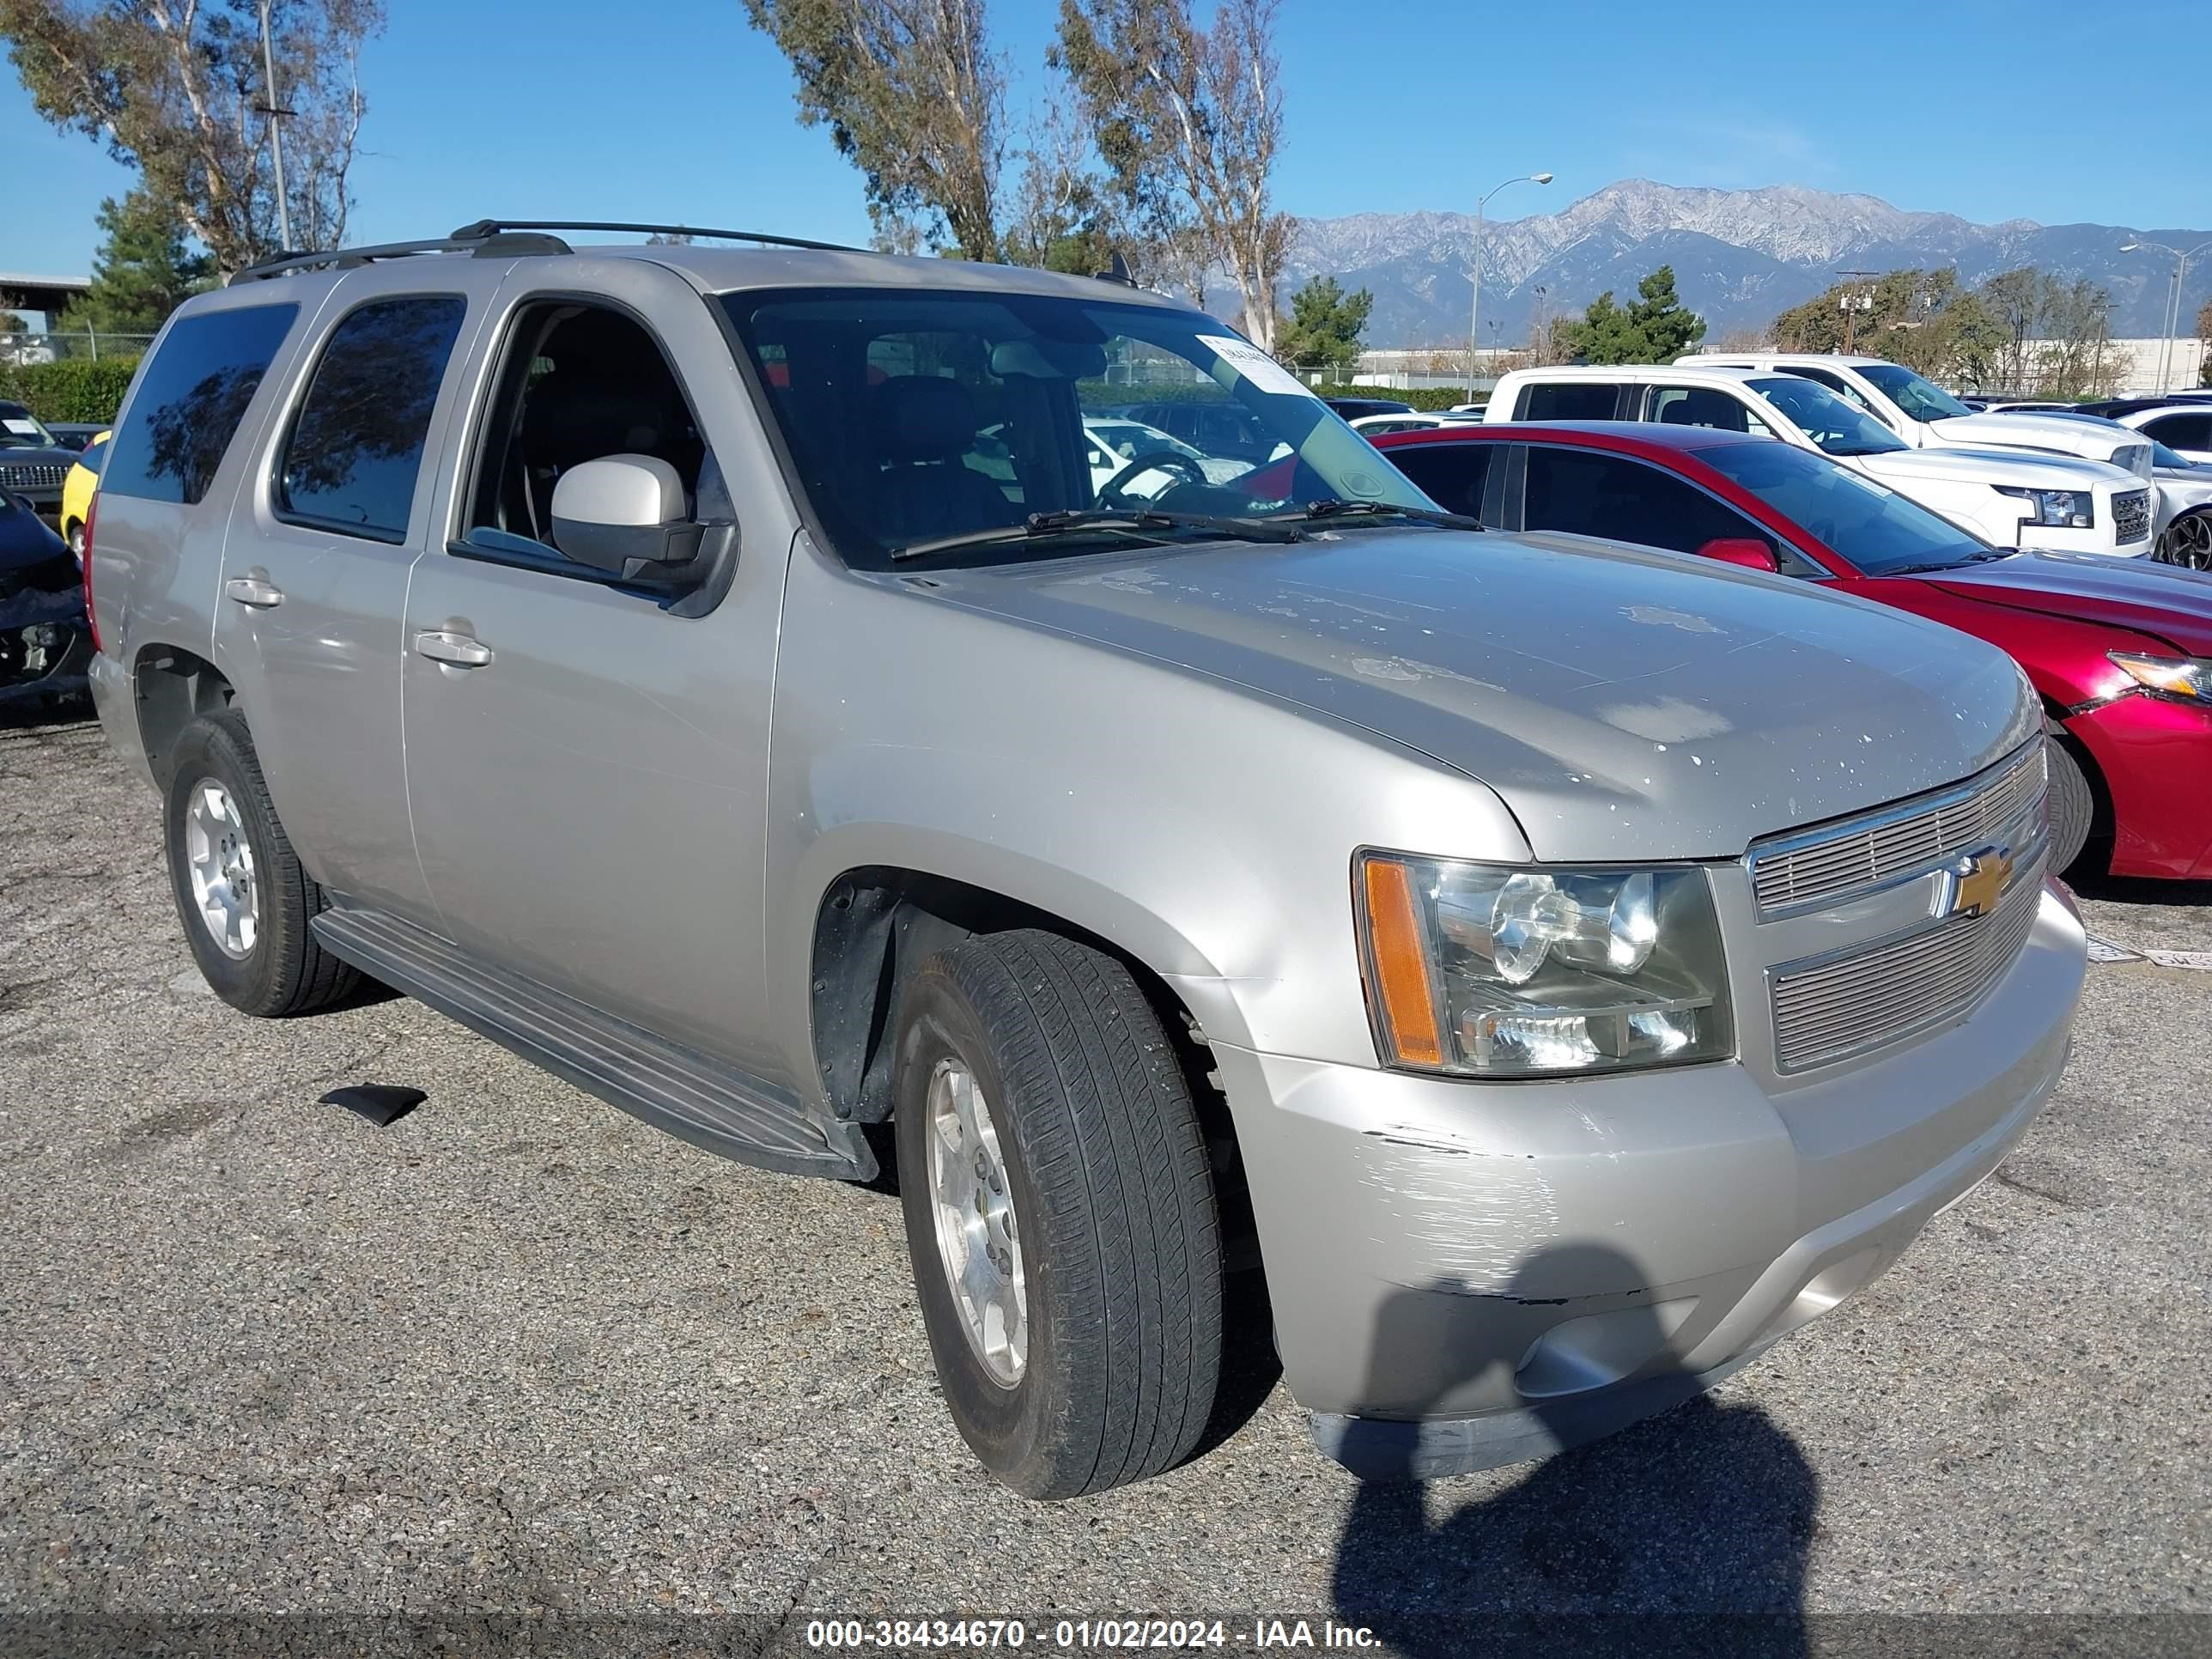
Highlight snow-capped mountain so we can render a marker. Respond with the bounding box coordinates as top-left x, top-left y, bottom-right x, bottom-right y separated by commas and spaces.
1285, 180, 2209, 349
